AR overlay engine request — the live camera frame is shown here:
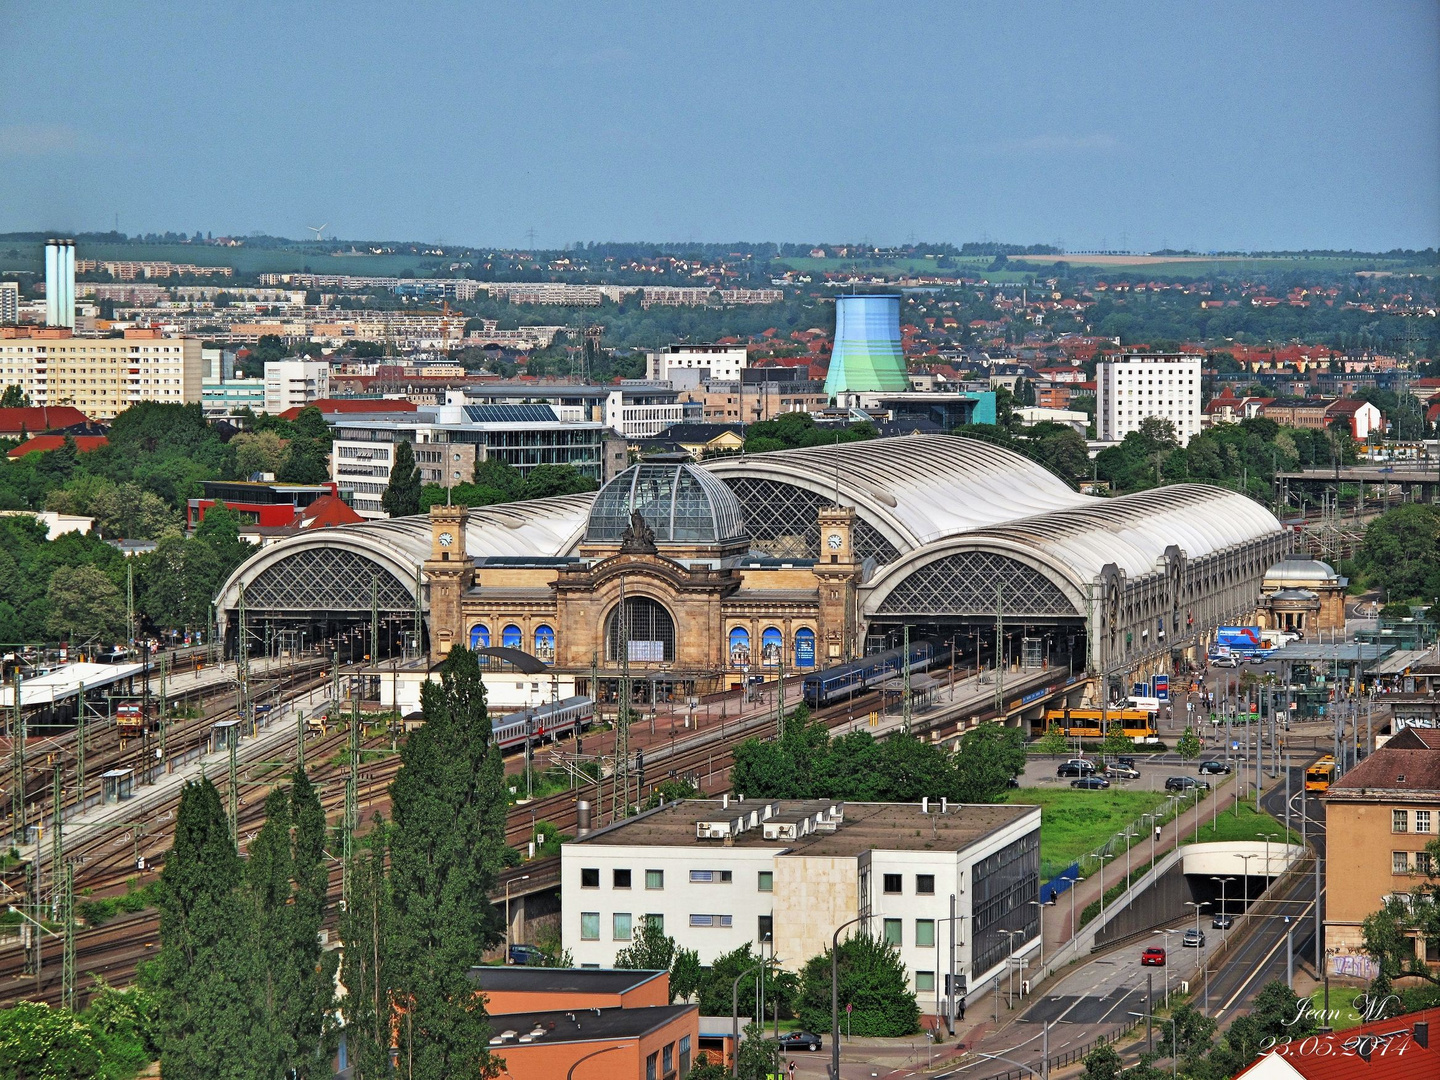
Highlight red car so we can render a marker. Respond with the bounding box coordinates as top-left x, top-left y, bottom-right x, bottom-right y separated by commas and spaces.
1141, 947, 1166, 966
